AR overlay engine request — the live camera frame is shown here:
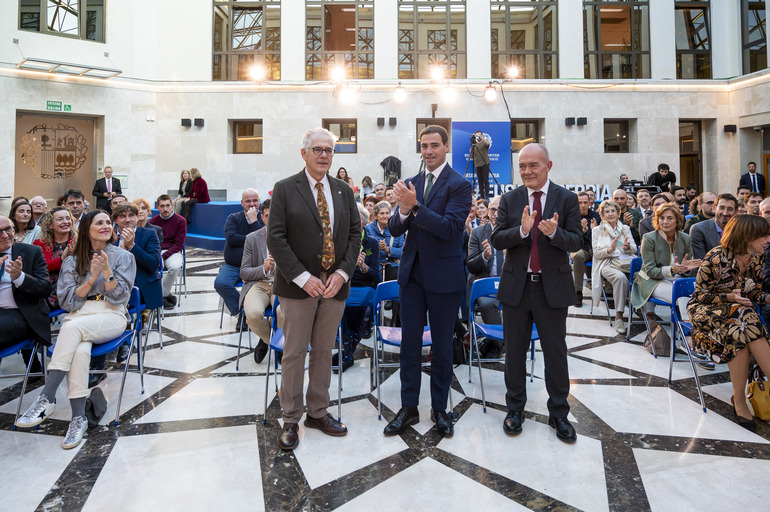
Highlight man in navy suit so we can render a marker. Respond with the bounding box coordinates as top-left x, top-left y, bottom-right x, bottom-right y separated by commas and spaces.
215, 188, 264, 321
739, 161, 765, 195
491, 143, 583, 442
383, 125, 472, 438
92, 166, 122, 212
